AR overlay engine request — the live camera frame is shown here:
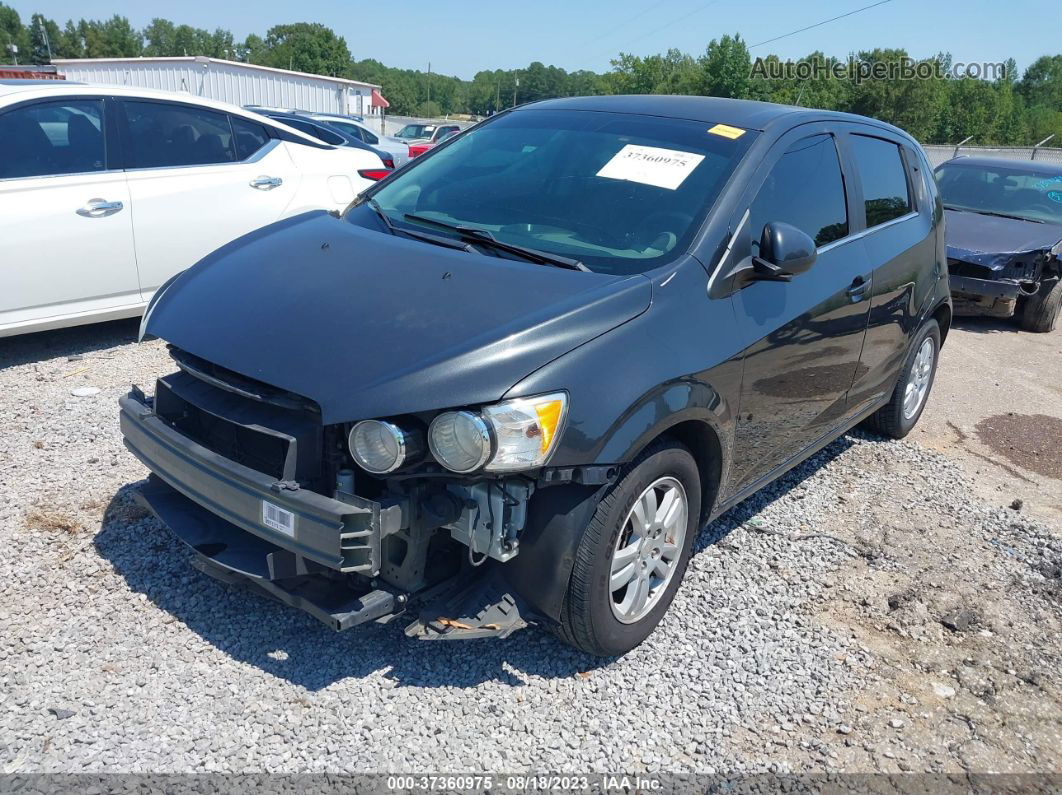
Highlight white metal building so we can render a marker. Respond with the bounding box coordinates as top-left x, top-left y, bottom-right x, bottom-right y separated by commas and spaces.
52, 57, 386, 117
